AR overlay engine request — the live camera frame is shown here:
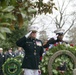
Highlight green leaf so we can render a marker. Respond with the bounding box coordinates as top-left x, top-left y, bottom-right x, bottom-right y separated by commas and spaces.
0, 27, 11, 33
52, 70, 58, 74
42, 67, 46, 73
0, 6, 2, 11
4, 13, 16, 20
2, 6, 14, 12
54, 7, 58, 10
45, 56, 49, 61
0, 23, 11, 26
69, 62, 73, 70
9, 0, 17, 6
0, 0, 7, 8
28, 8, 37, 13
0, 33, 5, 40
